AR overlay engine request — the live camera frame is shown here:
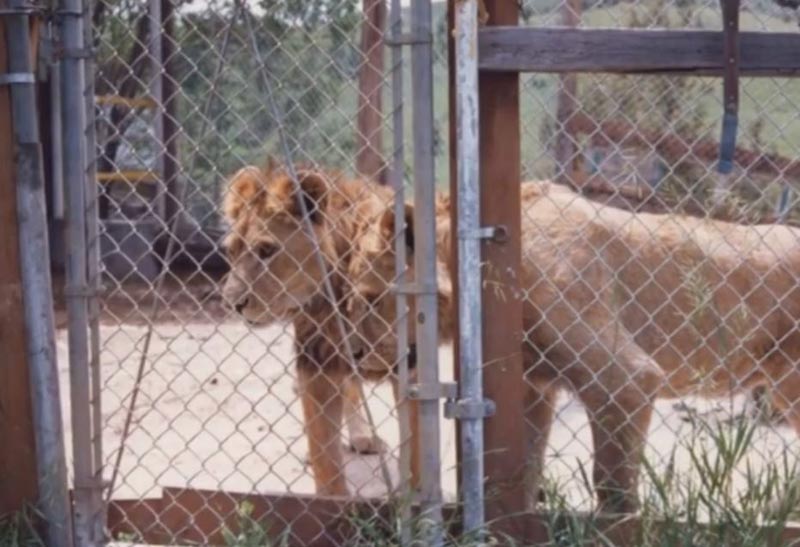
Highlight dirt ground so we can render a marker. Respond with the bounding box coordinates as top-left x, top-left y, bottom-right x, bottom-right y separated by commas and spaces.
55, 276, 800, 511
